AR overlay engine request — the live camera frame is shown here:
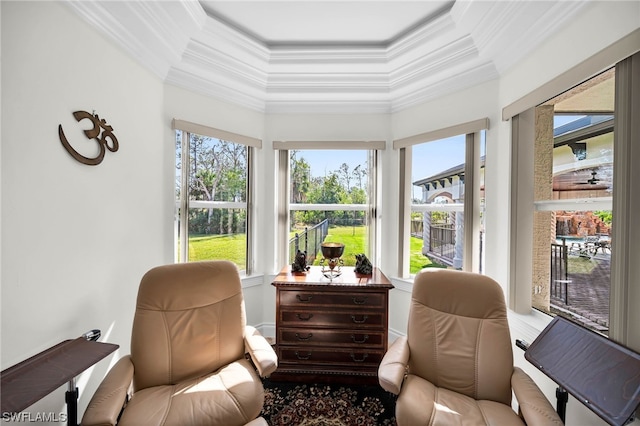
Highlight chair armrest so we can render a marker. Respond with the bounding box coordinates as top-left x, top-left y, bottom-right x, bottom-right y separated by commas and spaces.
511, 367, 563, 426
244, 326, 278, 378
81, 355, 134, 426
378, 337, 410, 395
